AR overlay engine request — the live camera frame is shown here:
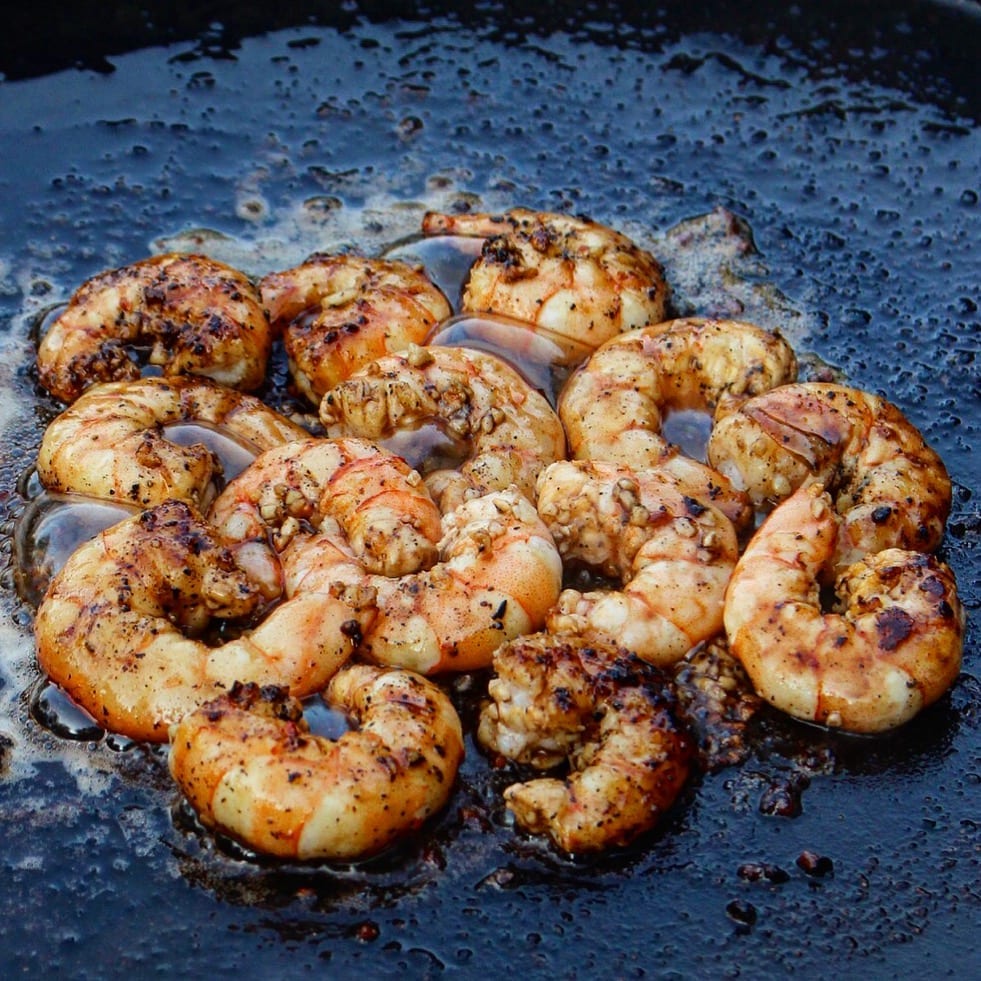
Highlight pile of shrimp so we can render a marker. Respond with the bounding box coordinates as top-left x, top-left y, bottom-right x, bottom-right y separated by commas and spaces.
23, 208, 964, 860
